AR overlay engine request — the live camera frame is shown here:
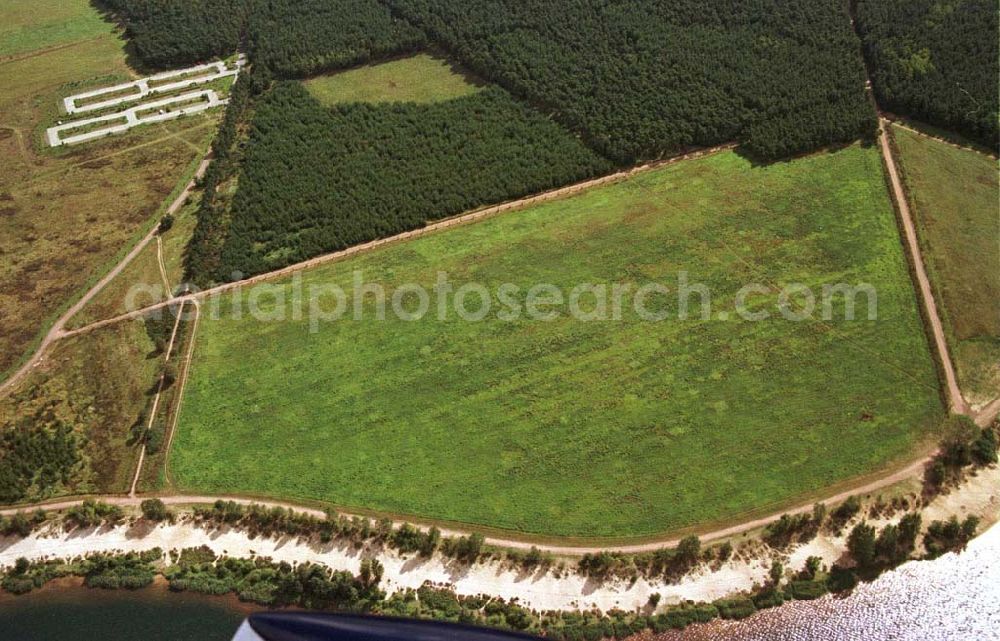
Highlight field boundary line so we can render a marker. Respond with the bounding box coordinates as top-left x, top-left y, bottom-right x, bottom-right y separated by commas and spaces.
877, 118, 968, 415
129, 301, 185, 497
